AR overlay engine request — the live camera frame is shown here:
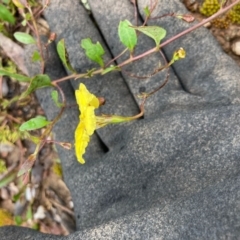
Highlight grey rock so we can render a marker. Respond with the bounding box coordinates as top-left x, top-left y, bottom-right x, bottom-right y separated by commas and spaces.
1, 0, 240, 239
